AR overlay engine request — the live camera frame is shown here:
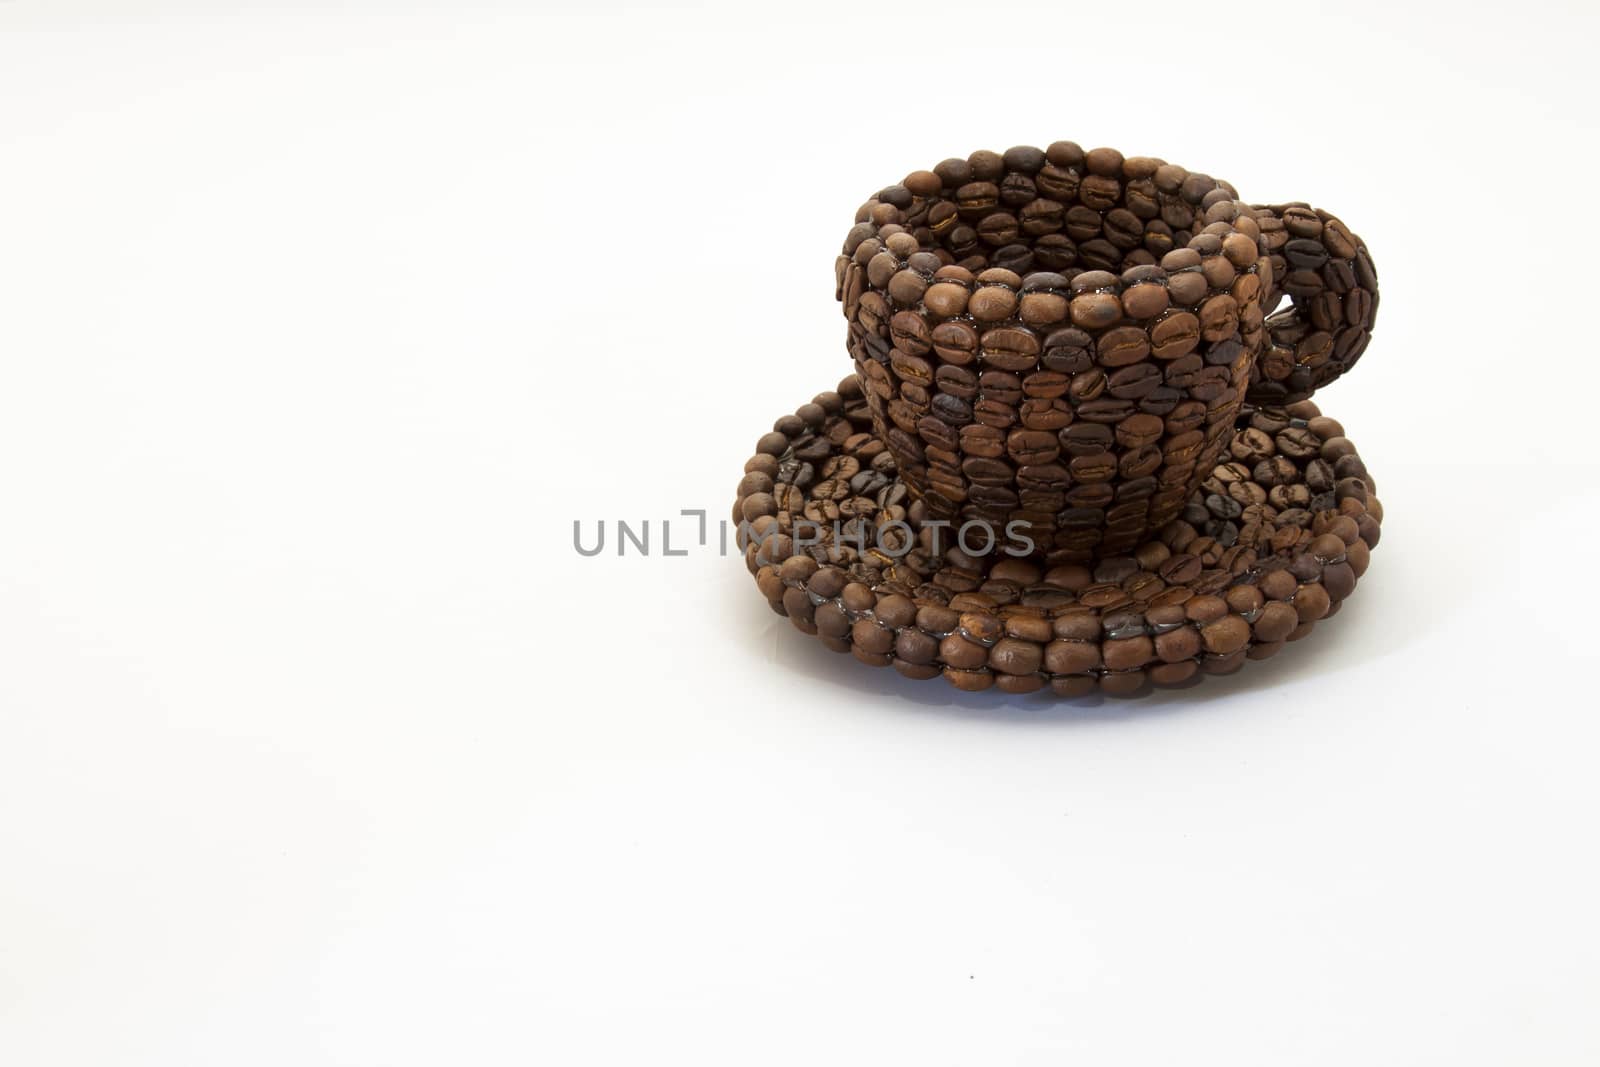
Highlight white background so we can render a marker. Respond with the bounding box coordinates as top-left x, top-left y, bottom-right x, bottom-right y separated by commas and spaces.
2, 1, 1597, 1063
